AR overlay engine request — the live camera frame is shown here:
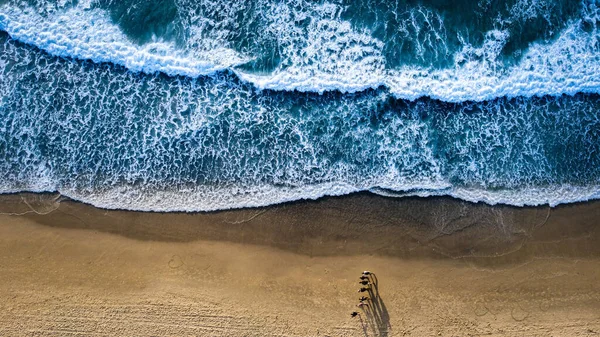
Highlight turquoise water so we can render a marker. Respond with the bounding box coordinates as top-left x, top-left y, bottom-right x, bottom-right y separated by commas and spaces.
0, 0, 599, 211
